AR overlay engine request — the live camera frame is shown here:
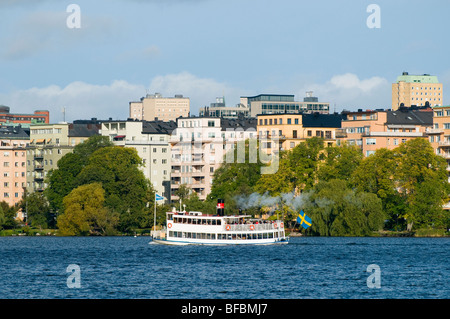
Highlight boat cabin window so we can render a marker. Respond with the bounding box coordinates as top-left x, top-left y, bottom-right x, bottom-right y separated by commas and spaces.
172, 216, 221, 225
